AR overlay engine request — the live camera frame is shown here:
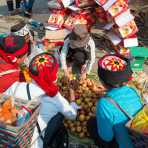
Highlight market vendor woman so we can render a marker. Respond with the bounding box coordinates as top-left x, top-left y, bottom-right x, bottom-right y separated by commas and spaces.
60, 24, 95, 79
87, 54, 143, 148
0, 35, 30, 92
6, 53, 78, 148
